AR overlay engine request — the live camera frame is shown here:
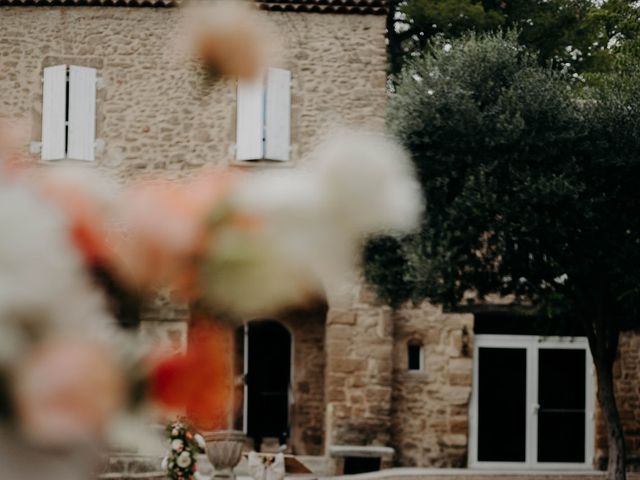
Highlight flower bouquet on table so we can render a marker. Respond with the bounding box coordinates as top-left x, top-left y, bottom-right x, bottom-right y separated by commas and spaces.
162, 420, 206, 480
